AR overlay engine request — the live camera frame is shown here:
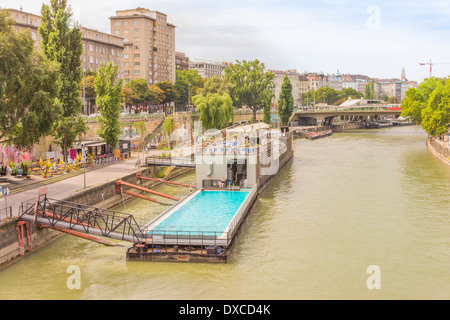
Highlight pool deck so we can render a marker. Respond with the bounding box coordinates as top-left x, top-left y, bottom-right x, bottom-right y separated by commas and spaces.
127, 188, 257, 263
